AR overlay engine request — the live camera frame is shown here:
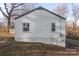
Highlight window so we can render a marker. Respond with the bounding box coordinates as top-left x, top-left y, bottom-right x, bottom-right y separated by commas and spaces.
23, 23, 29, 31
51, 23, 55, 31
